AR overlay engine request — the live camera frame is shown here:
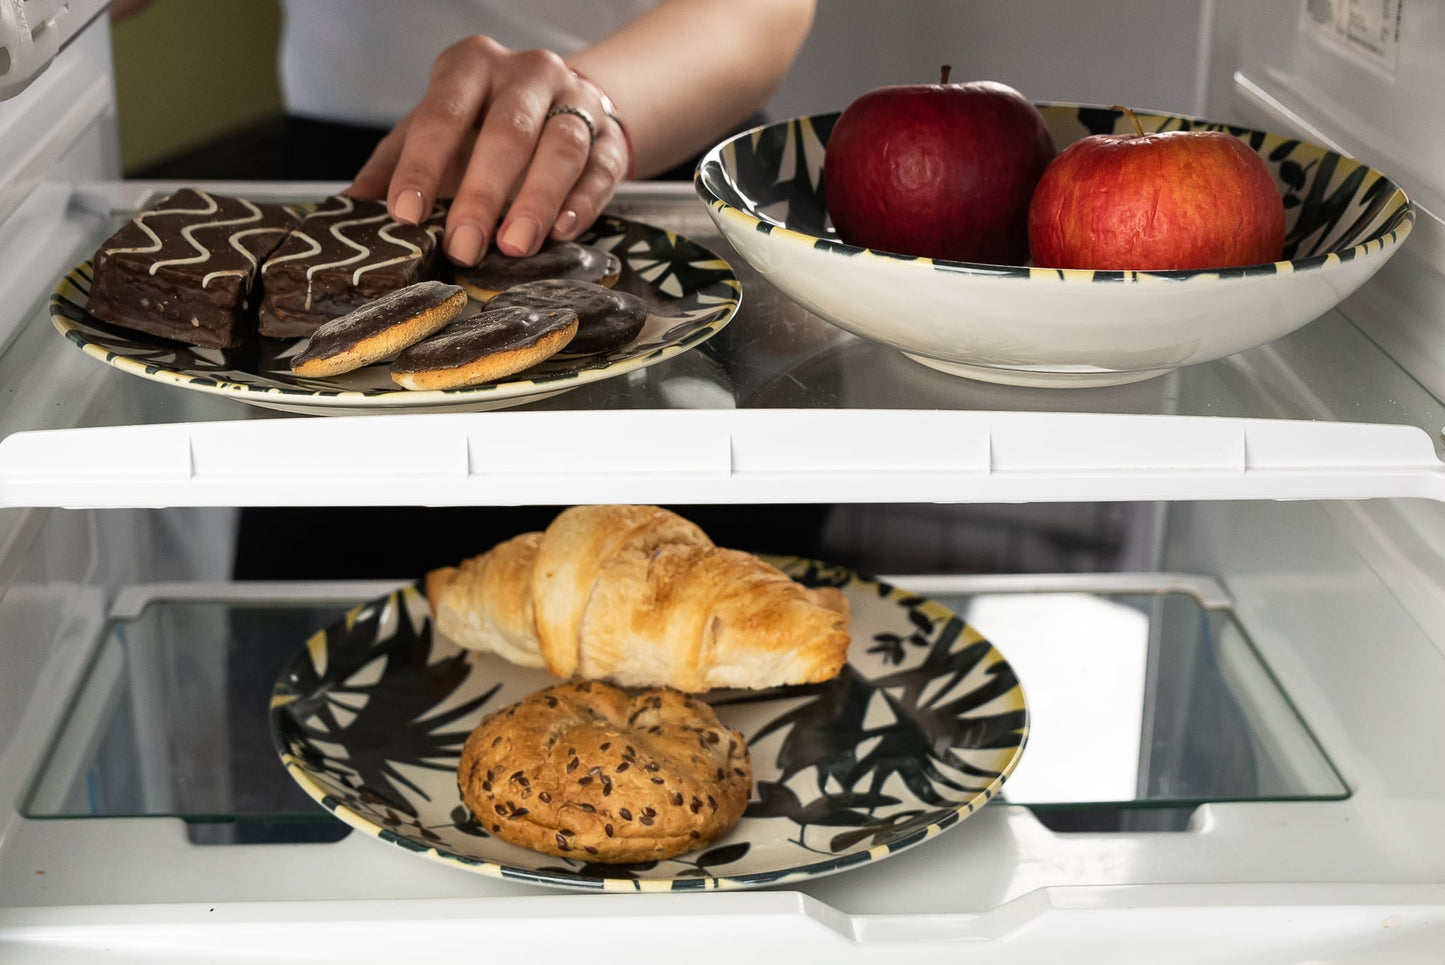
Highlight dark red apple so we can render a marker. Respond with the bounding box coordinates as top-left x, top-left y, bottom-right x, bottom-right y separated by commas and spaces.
823, 68, 1055, 265
1028, 108, 1286, 270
